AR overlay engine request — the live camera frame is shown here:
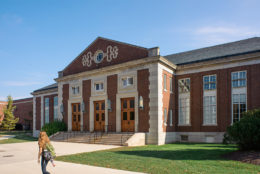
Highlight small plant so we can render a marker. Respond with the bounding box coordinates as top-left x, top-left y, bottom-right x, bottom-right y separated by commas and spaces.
41, 120, 67, 136
0, 96, 19, 131
223, 108, 260, 150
